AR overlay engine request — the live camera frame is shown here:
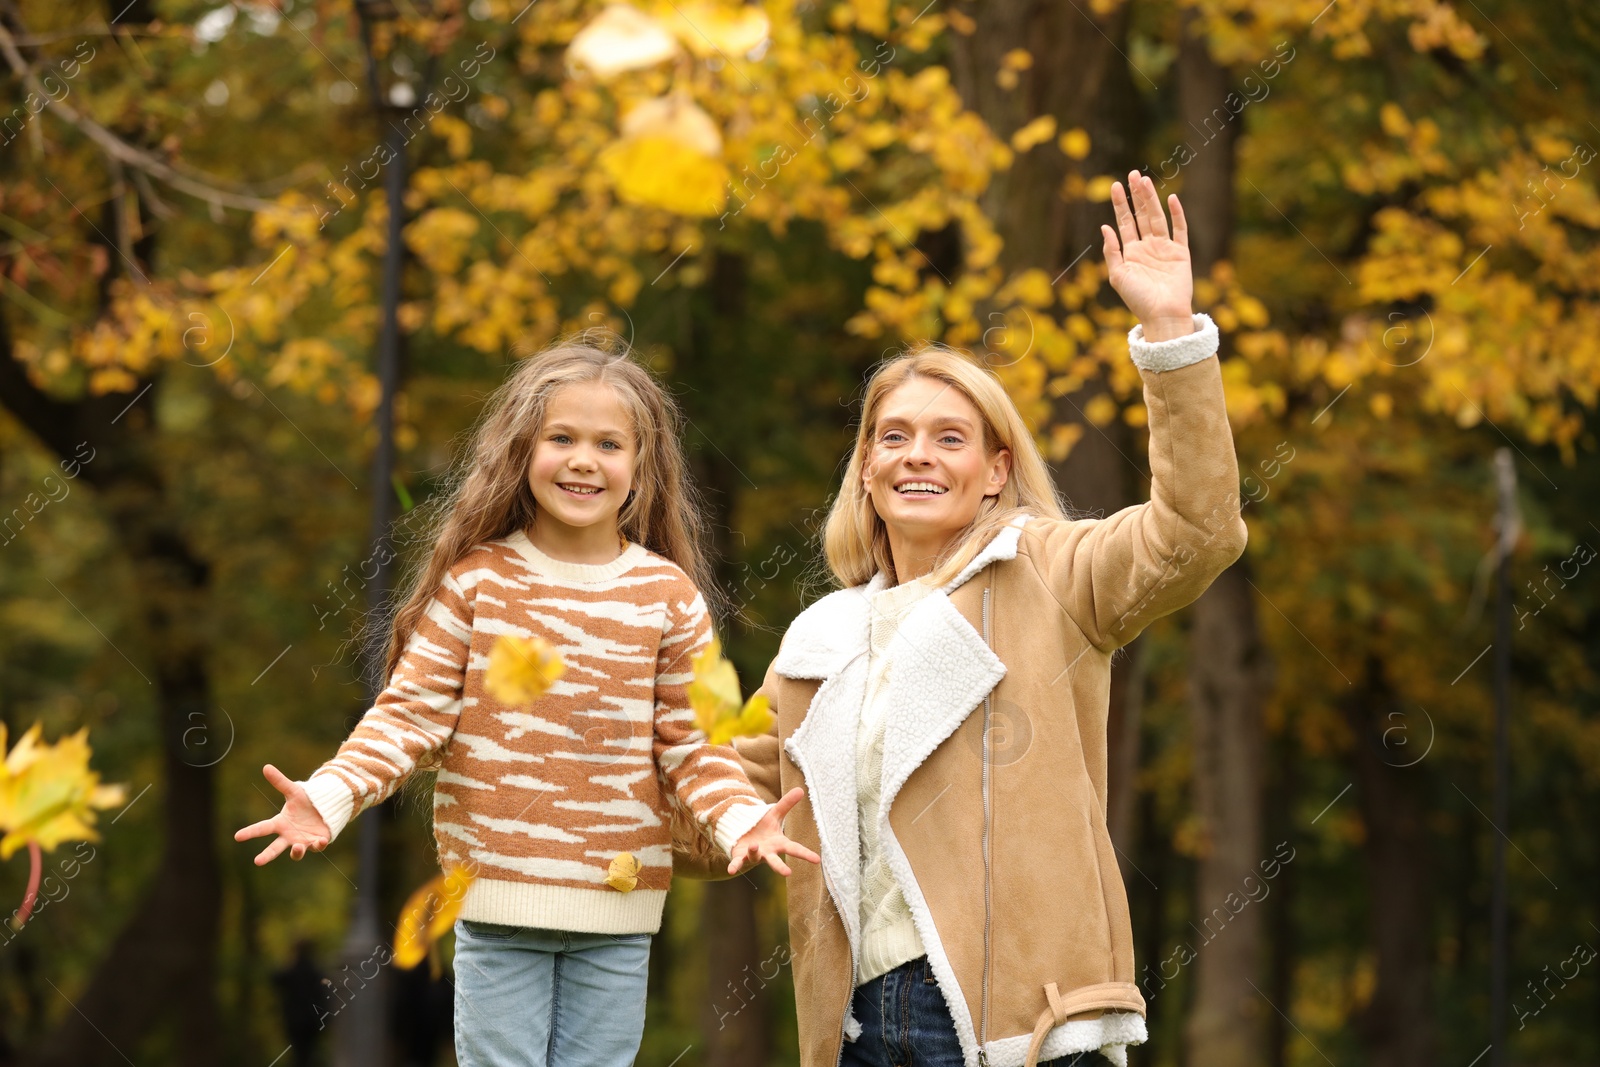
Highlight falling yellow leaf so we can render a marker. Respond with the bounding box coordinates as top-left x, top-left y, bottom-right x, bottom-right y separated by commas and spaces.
605, 851, 641, 892
656, 2, 770, 58
0, 724, 126, 861
687, 638, 775, 745
485, 634, 566, 706
1010, 115, 1056, 153
599, 94, 729, 216
394, 864, 477, 970
1058, 127, 1091, 160
567, 4, 682, 80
